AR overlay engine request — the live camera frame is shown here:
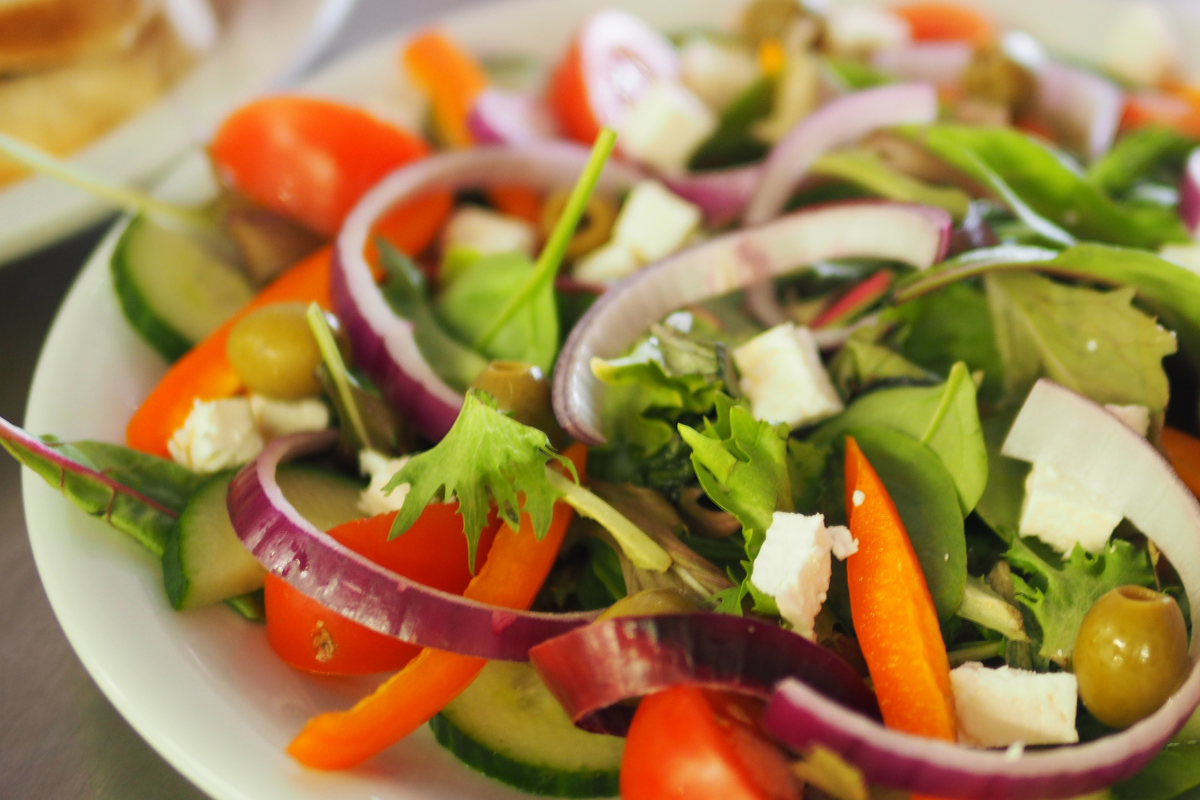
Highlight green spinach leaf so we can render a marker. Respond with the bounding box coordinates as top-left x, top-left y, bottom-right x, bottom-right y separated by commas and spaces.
829, 337, 933, 399
985, 271, 1176, 415
1088, 127, 1196, 197
811, 148, 970, 220
973, 410, 1029, 544
688, 75, 774, 171
1113, 741, 1200, 800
